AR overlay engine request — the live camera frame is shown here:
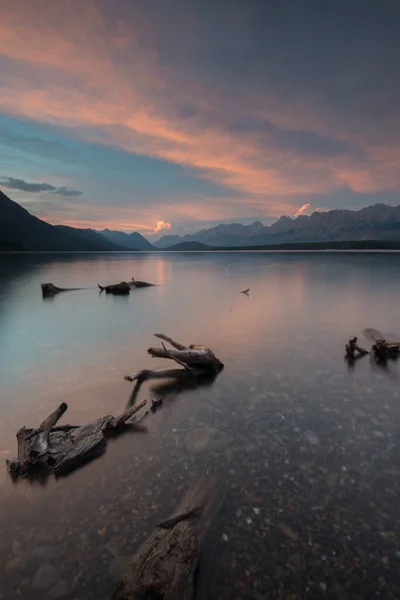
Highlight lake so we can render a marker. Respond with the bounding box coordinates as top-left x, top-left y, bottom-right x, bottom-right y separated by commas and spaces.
1, 251, 400, 600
